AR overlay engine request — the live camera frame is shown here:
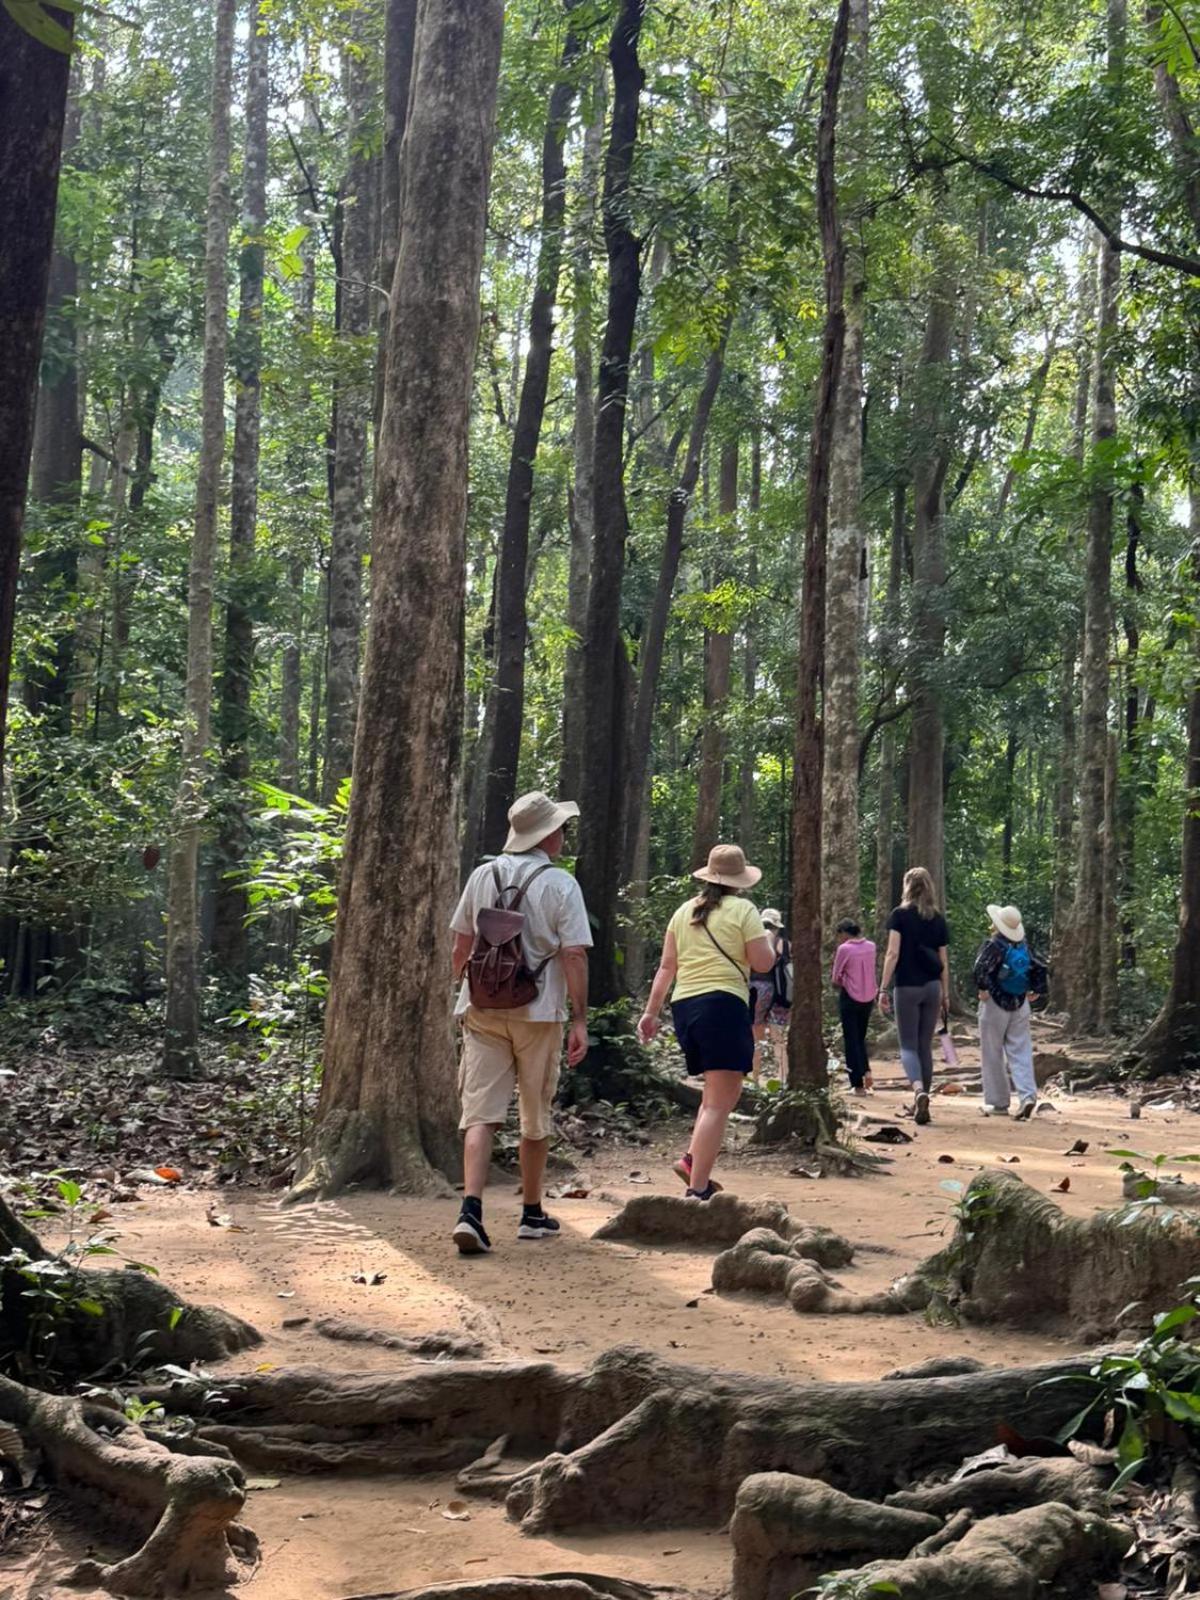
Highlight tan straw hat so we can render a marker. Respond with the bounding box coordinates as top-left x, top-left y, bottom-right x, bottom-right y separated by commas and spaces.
987, 903, 1025, 942
693, 843, 762, 890
504, 790, 580, 854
